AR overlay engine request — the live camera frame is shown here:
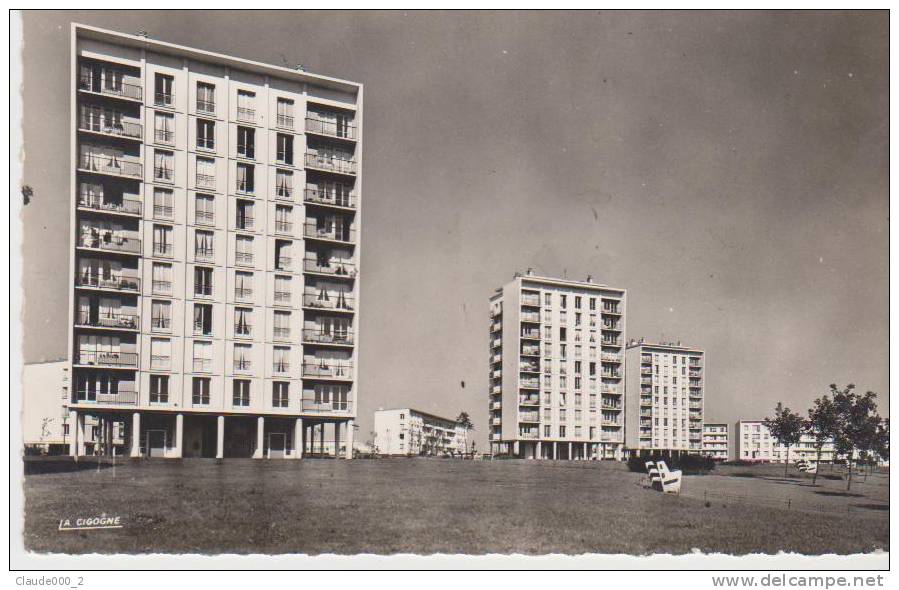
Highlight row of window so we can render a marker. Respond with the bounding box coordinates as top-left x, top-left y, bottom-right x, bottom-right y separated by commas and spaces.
532, 310, 621, 329
148, 225, 294, 269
